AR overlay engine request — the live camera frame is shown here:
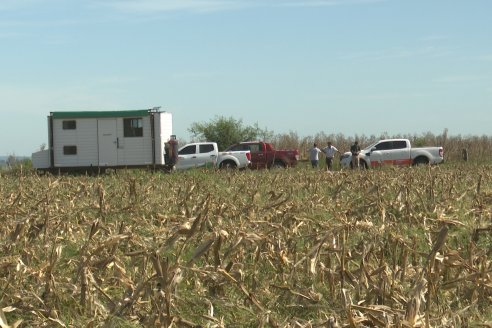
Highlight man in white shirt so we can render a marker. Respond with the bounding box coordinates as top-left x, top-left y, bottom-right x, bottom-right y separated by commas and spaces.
322, 141, 340, 171
309, 143, 322, 168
